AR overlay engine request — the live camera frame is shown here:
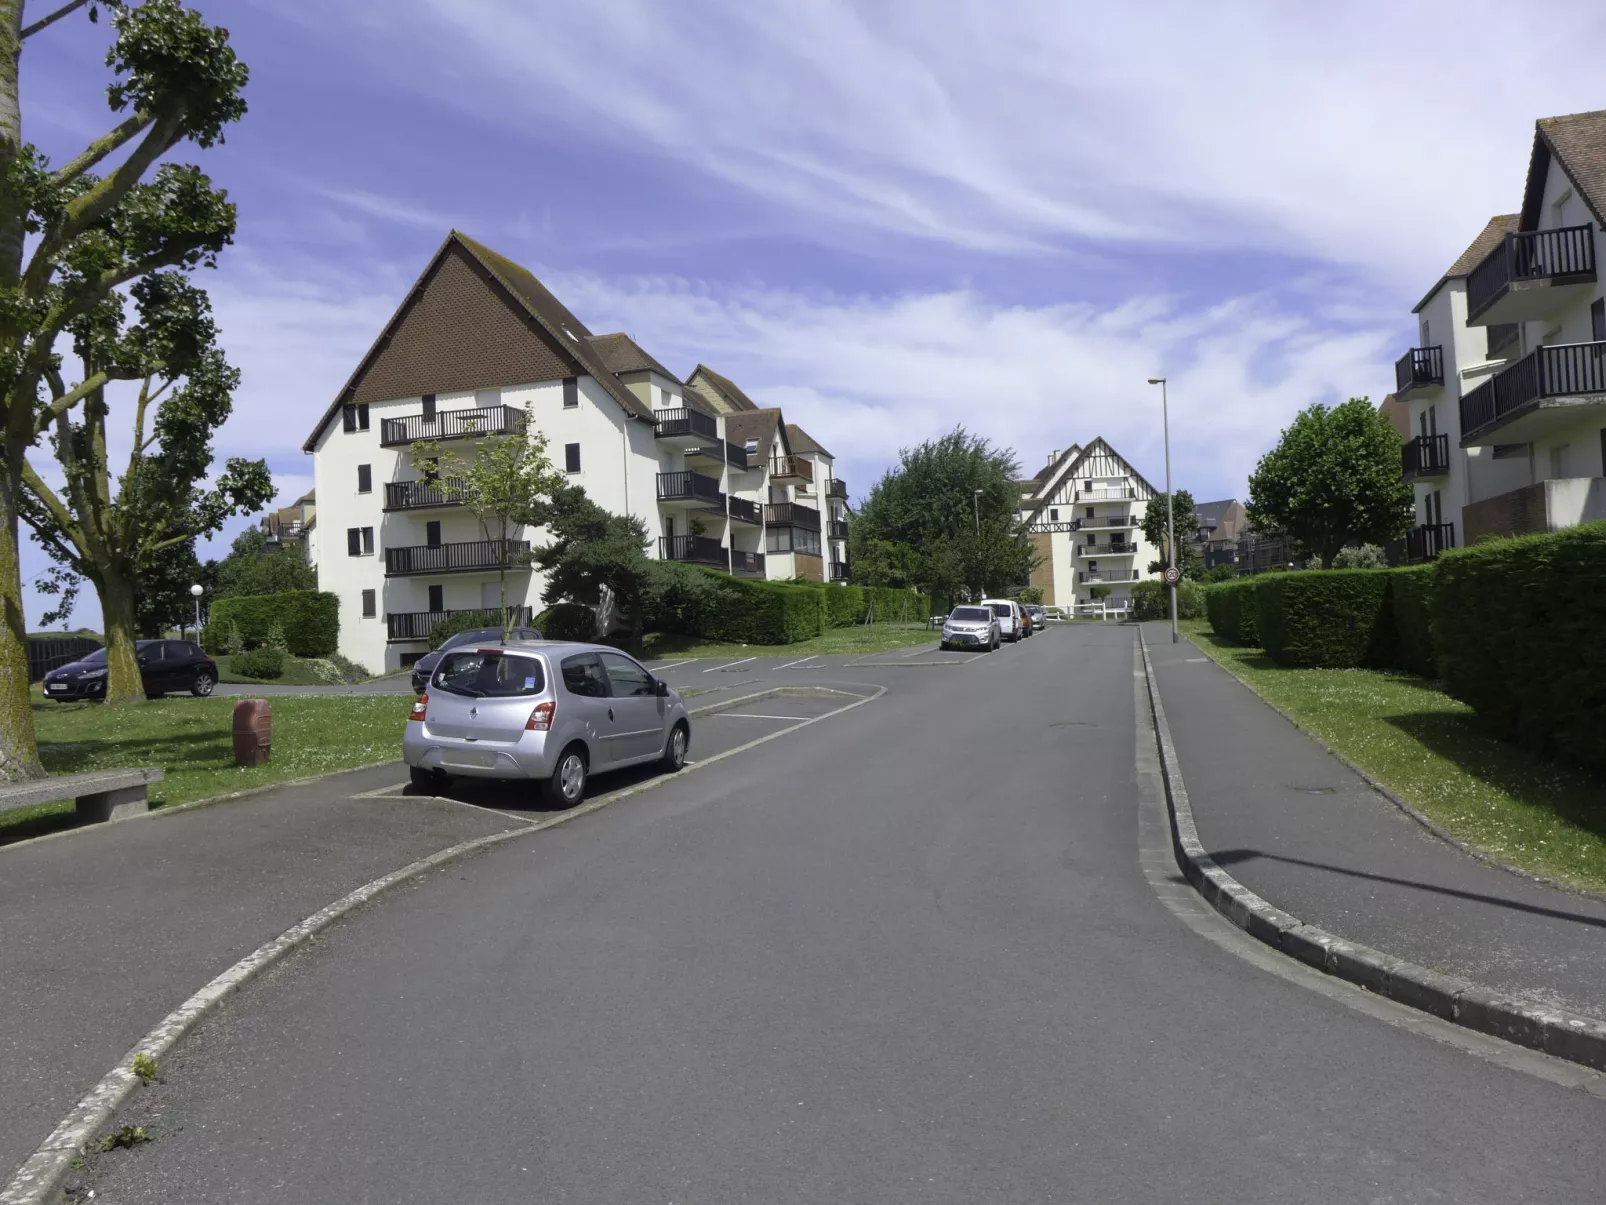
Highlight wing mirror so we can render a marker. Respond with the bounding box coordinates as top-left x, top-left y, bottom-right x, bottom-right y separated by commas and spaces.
654, 678, 671, 697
